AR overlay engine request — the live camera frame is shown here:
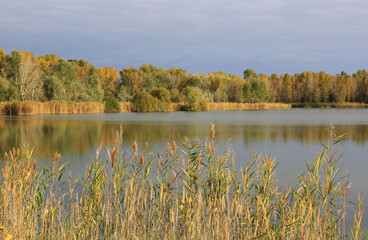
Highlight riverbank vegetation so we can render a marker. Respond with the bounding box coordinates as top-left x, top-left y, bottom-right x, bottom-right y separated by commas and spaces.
0, 48, 368, 112
0, 125, 366, 239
